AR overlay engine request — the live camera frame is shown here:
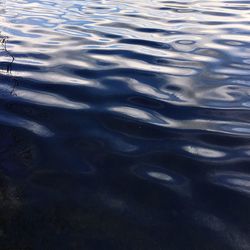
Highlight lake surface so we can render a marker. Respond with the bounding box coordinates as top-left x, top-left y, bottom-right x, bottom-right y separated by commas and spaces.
0, 0, 250, 249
